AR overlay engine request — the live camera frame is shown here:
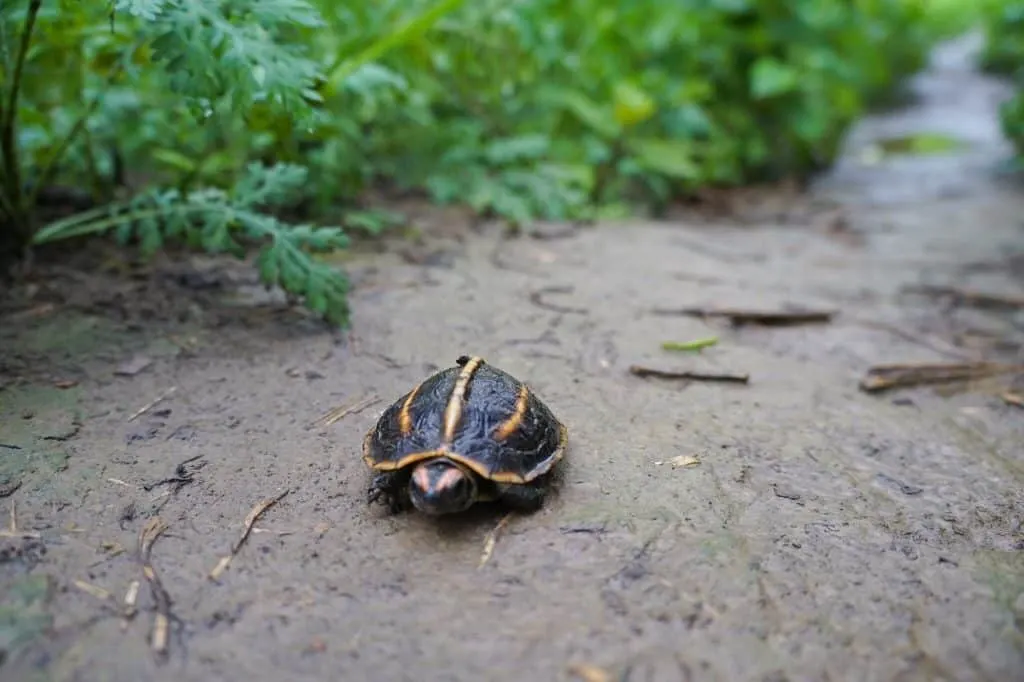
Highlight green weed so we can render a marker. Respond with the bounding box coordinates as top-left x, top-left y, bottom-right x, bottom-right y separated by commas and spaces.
1, 1, 963, 326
